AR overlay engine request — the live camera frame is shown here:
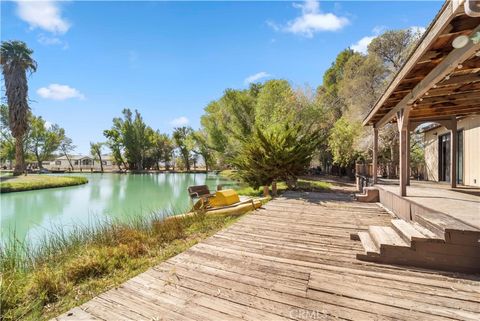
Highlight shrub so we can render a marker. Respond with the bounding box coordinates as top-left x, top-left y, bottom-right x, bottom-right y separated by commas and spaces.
65, 248, 109, 283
